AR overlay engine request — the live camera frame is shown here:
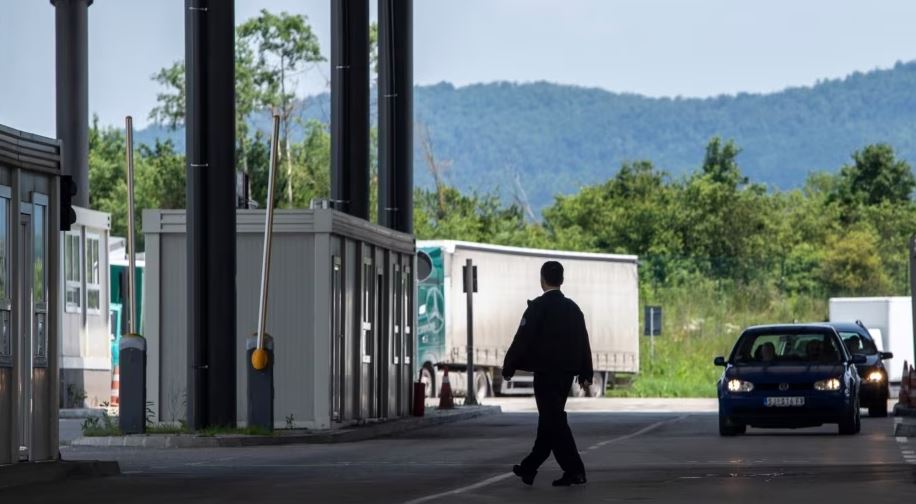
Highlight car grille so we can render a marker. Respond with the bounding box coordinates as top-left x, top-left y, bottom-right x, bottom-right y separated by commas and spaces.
752, 382, 813, 391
